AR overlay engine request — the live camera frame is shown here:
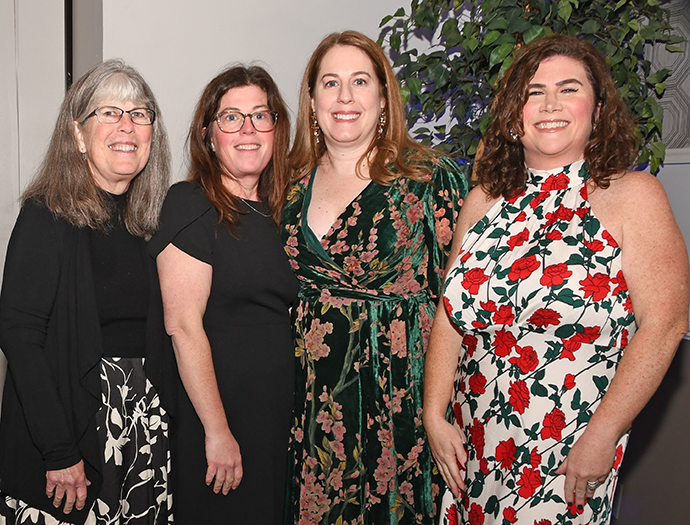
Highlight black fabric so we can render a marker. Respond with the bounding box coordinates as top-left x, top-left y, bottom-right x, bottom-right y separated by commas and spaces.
149, 181, 299, 525
0, 199, 175, 525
